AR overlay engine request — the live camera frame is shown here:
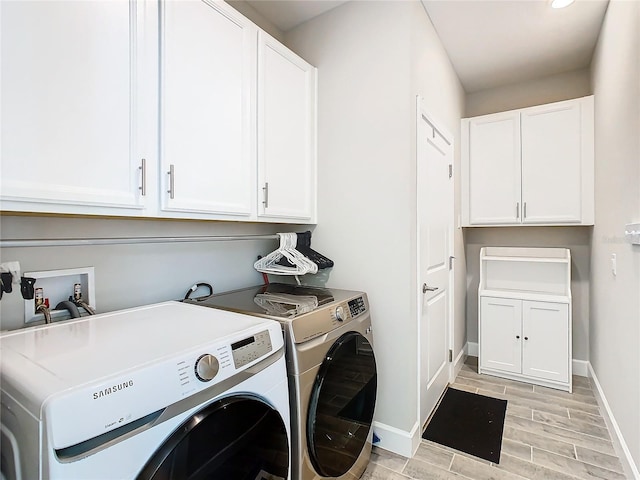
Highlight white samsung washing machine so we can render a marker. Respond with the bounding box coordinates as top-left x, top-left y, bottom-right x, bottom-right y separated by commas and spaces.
187, 284, 377, 480
0, 301, 290, 480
